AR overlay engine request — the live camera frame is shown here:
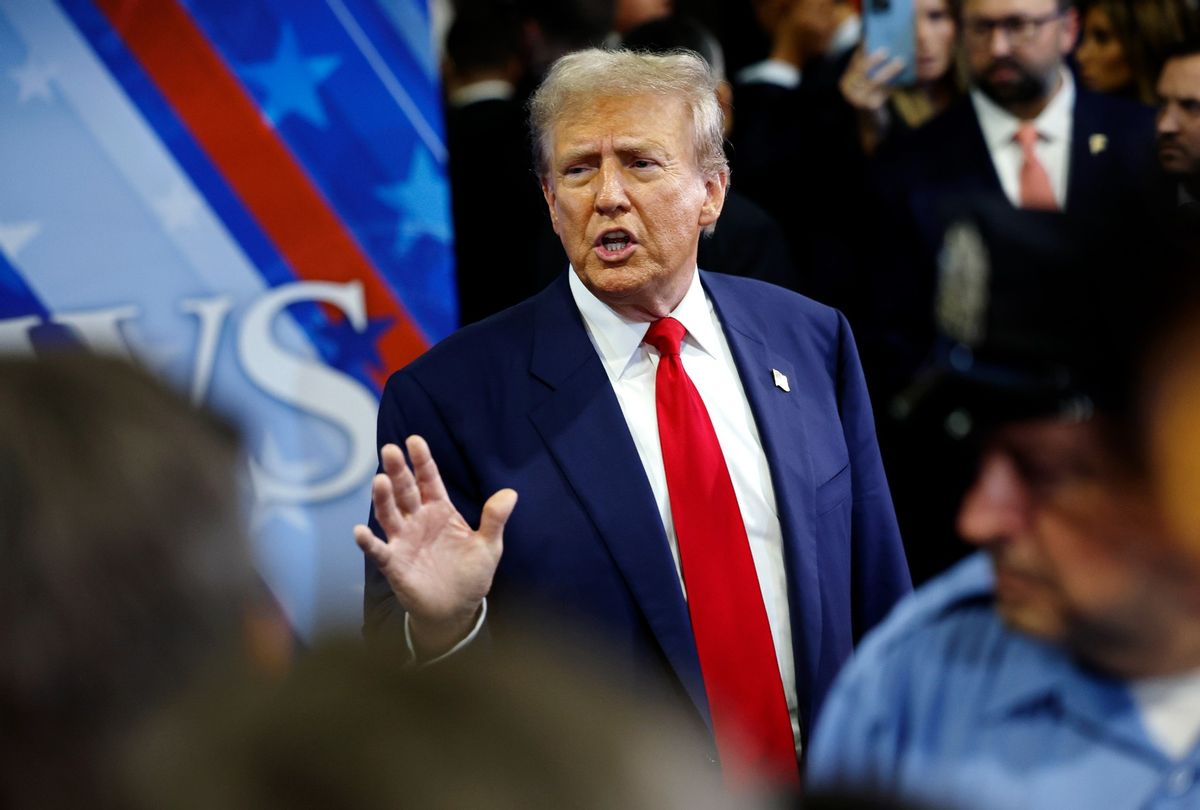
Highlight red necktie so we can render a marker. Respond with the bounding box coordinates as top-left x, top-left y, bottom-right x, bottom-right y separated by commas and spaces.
1015, 123, 1058, 211
644, 317, 798, 787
